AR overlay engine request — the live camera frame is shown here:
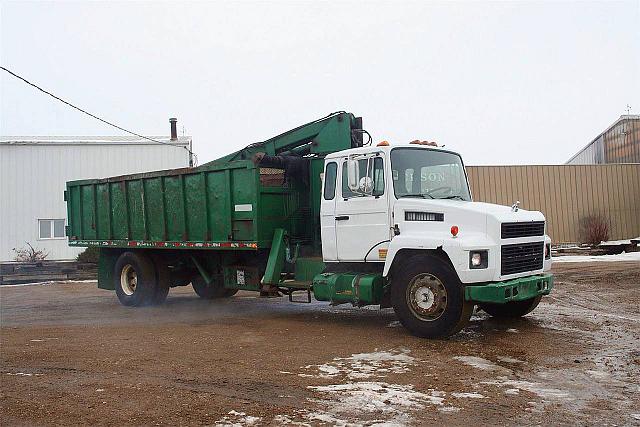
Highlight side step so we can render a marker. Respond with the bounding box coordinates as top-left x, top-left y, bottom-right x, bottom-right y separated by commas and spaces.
289, 288, 312, 303
280, 280, 313, 303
